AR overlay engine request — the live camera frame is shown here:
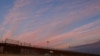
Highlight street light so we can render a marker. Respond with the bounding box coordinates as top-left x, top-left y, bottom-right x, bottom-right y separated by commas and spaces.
46, 41, 54, 55
46, 41, 49, 49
